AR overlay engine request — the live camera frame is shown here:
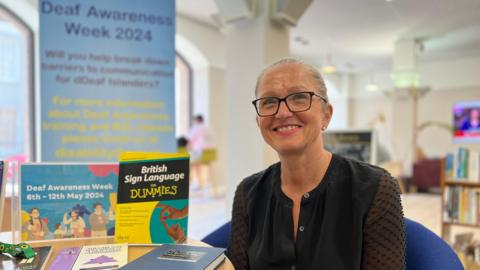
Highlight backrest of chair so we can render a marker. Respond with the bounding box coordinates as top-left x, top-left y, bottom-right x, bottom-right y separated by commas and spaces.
201, 221, 231, 249
405, 218, 464, 270
202, 218, 465, 269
